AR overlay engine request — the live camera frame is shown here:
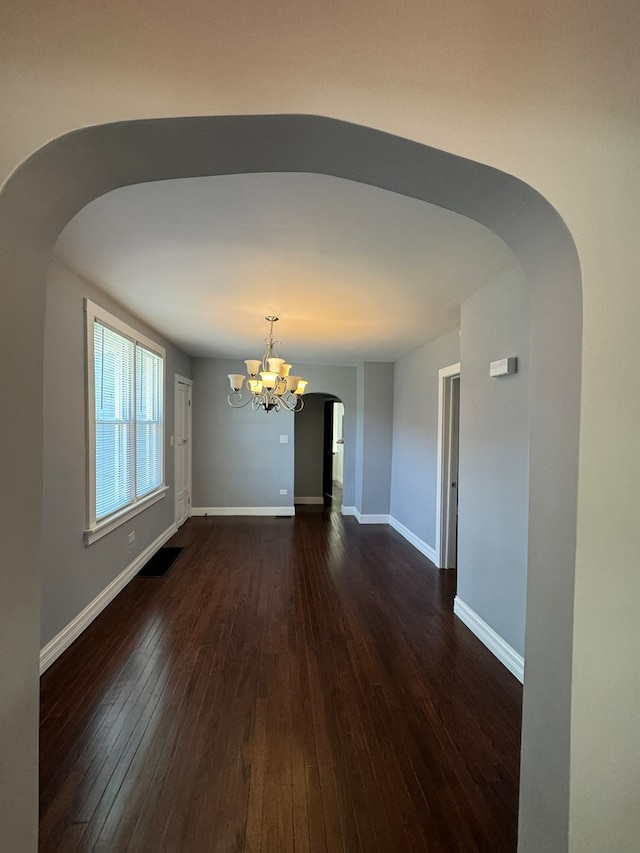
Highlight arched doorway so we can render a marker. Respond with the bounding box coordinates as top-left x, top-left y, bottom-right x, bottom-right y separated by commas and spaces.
0, 114, 581, 850
293, 393, 344, 510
